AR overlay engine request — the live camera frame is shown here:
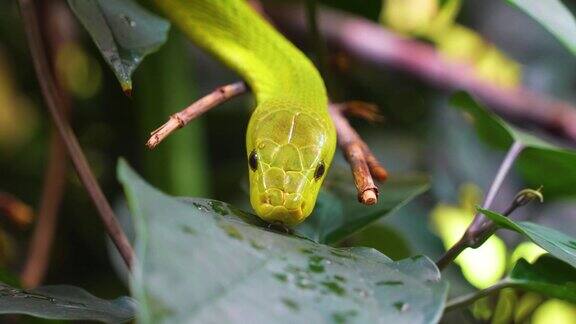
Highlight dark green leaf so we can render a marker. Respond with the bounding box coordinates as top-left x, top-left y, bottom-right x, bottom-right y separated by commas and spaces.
508, 255, 576, 302
451, 92, 576, 198
295, 190, 344, 243
298, 174, 429, 244
68, 0, 170, 92
479, 208, 576, 268
349, 224, 413, 260
507, 0, 576, 56
118, 160, 448, 324
0, 283, 135, 323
